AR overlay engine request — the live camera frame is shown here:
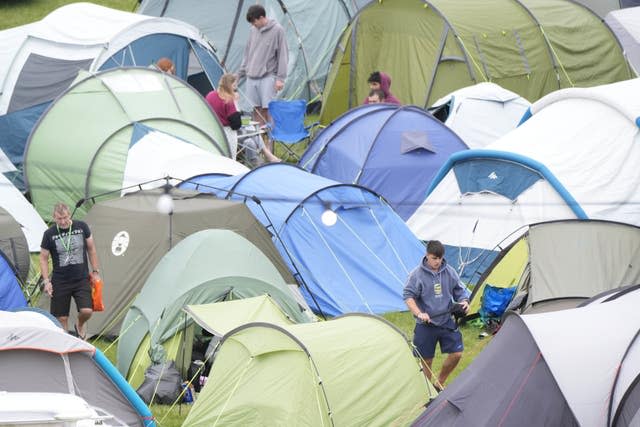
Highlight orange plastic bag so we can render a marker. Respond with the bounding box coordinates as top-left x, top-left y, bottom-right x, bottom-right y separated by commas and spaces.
90, 272, 104, 312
